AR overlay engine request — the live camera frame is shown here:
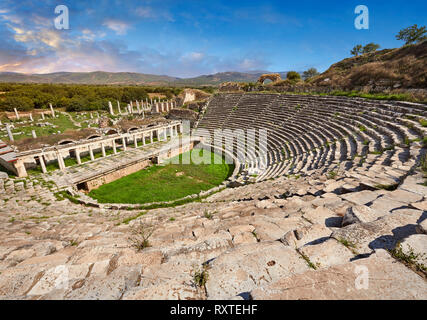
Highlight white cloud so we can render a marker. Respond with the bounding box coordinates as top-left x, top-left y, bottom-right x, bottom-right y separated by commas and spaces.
103, 19, 131, 35
182, 52, 205, 62
135, 7, 152, 18
135, 6, 174, 22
